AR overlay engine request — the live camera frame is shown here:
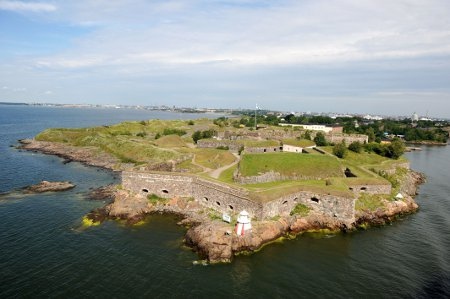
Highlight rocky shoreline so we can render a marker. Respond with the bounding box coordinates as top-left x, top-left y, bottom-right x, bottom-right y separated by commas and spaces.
85, 168, 424, 263
18, 138, 425, 263
18, 139, 121, 170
